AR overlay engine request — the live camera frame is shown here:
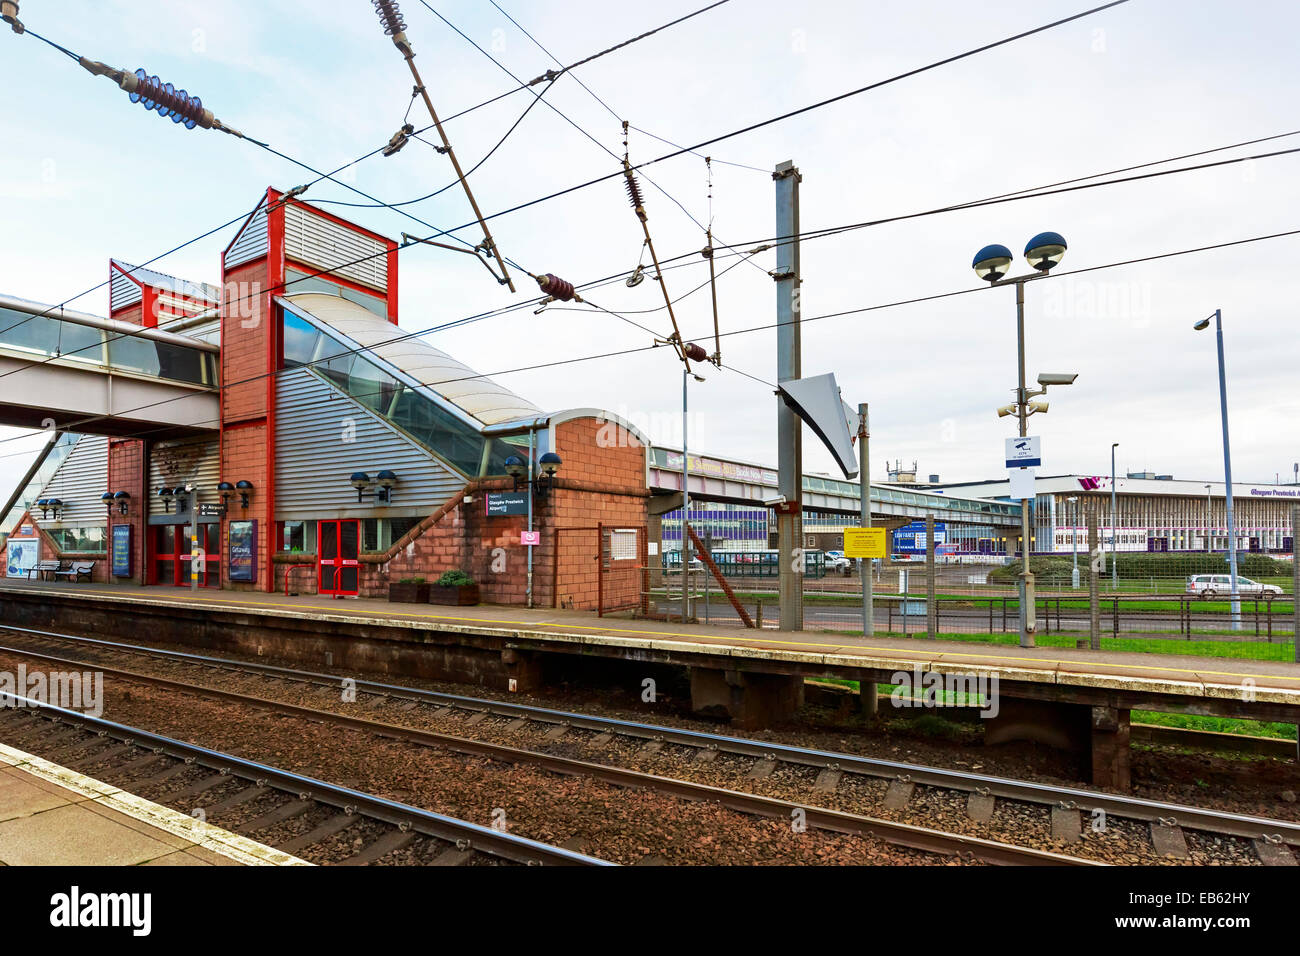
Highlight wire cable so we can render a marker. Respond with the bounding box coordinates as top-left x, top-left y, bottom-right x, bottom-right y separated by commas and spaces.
7, 224, 1297, 448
